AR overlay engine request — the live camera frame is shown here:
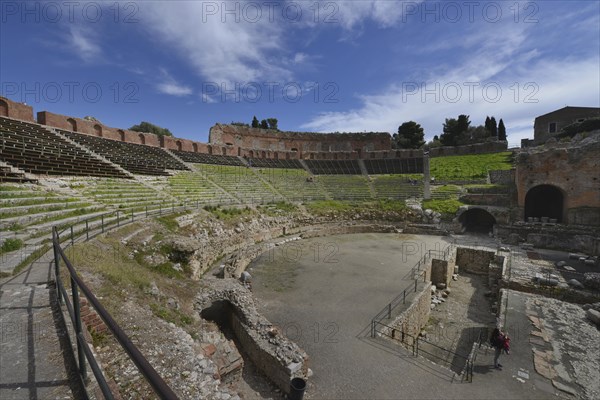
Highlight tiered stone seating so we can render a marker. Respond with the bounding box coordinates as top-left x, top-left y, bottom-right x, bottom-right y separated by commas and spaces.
61, 130, 189, 175
0, 182, 108, 240
0, 164, 34, 183
172, 150, 244, 166
256, 168, 327, 202
246, 158, 303, 169
71, 178, 175, 214
169, 172, 237, 205
318, 175, 373, 200
196, 164, 284, 204
0, 117, 129, 178
371, 175, 424, 199
304, 159, 362, 175
430, 184, 463, 199
363, 158, 423, 174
